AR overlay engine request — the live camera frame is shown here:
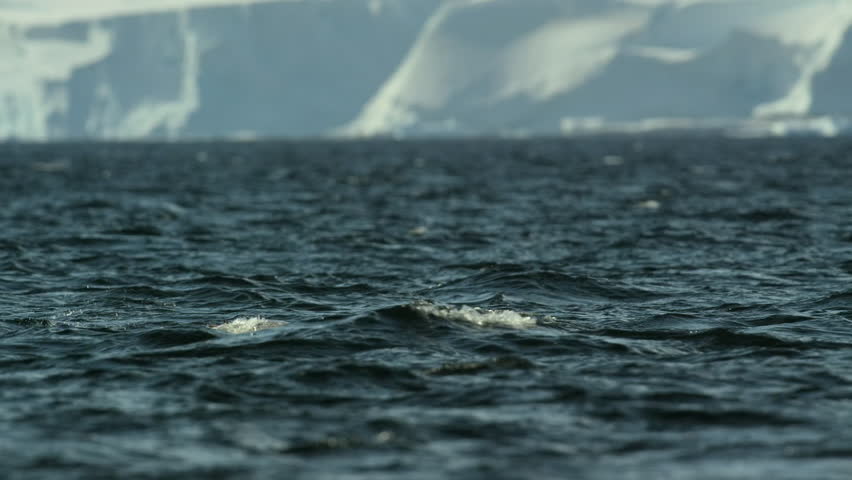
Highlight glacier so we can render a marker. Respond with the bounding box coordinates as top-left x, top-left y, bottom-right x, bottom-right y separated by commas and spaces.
1, 0, 852, 140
